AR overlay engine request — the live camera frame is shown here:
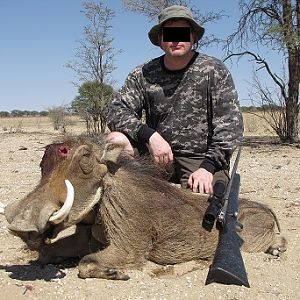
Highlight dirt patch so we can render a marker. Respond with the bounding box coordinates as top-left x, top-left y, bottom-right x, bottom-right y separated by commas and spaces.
0, 121, 299, 299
